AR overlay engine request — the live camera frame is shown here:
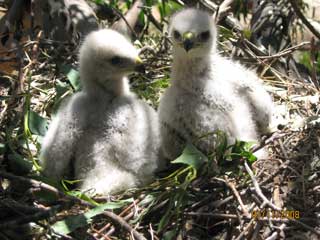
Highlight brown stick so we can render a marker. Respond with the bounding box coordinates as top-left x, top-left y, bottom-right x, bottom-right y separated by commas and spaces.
213, 0, 234, 22
98, 199, 139, 234
111, 0, 144, 38
0, 171, 94, 207
103, 211, 147, 240
224, 177, 250, 217
256, 42, 311, 60
0, 205, 61, 229
288, 0, 320, 40
244, 161, 281, 211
